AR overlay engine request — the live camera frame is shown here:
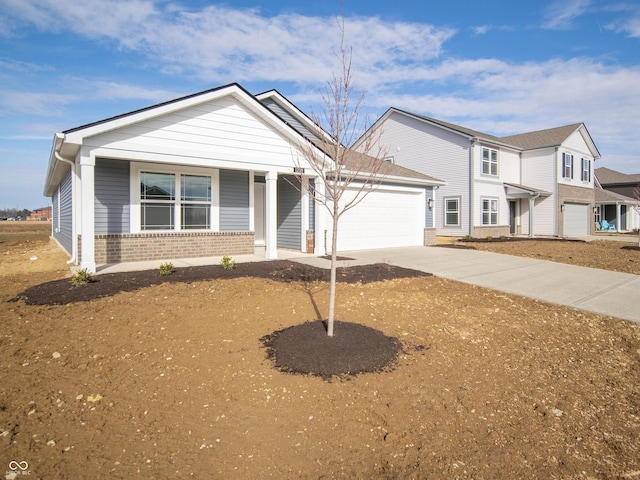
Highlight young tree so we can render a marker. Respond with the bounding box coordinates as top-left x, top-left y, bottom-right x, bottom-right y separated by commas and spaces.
293, 18, 388, 337
633, 183, 640, 247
